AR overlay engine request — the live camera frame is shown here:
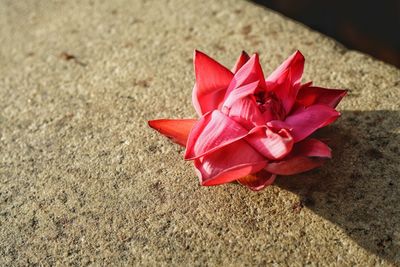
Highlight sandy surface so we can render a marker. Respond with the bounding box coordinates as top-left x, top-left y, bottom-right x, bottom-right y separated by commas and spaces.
1, 0, 399, 265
